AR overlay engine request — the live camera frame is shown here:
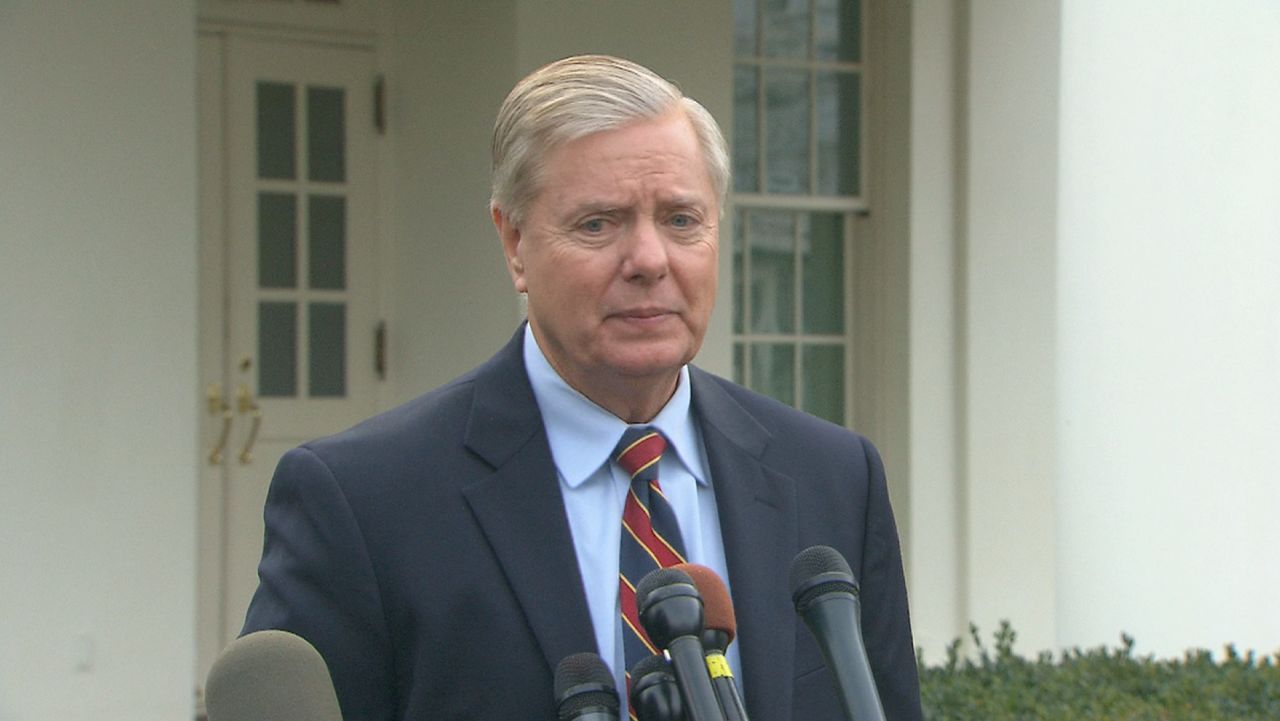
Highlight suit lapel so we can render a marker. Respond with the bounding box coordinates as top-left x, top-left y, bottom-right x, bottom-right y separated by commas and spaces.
459, 329, 597, 675
454, 337, 800, 711
690, 368, 798, 720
